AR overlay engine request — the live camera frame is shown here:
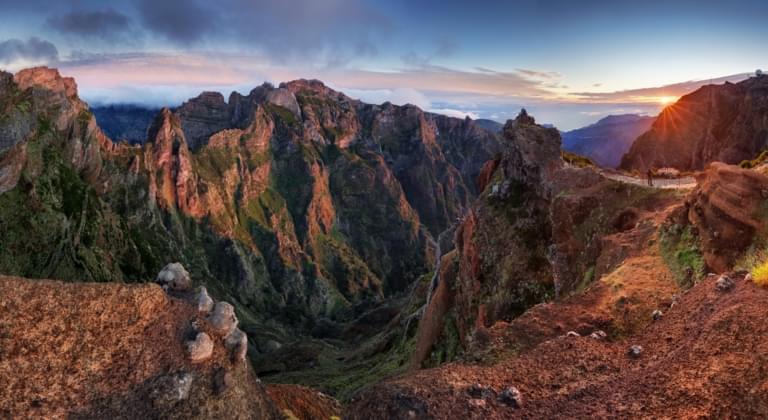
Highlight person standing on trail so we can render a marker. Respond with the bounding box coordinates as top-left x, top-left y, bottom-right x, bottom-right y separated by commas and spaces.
647, 168, 654, 187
